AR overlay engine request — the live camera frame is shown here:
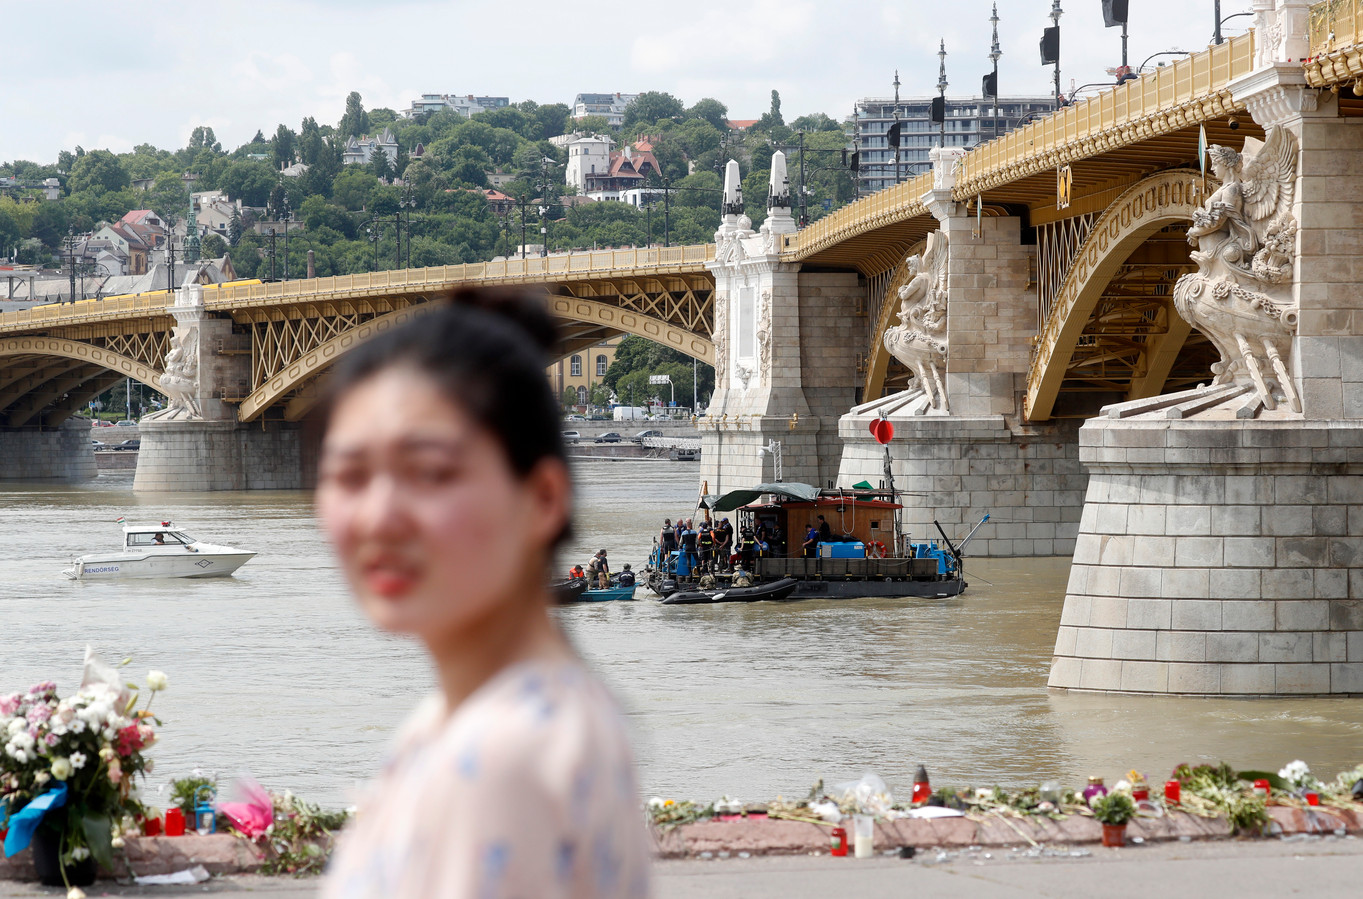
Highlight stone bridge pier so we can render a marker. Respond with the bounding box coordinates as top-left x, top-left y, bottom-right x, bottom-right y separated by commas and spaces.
1050, 21, 1363, 695
836, 147, 1086, 556
0, 419, 97, 481
698, 157, 864, 494
134, 282, 310, 491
